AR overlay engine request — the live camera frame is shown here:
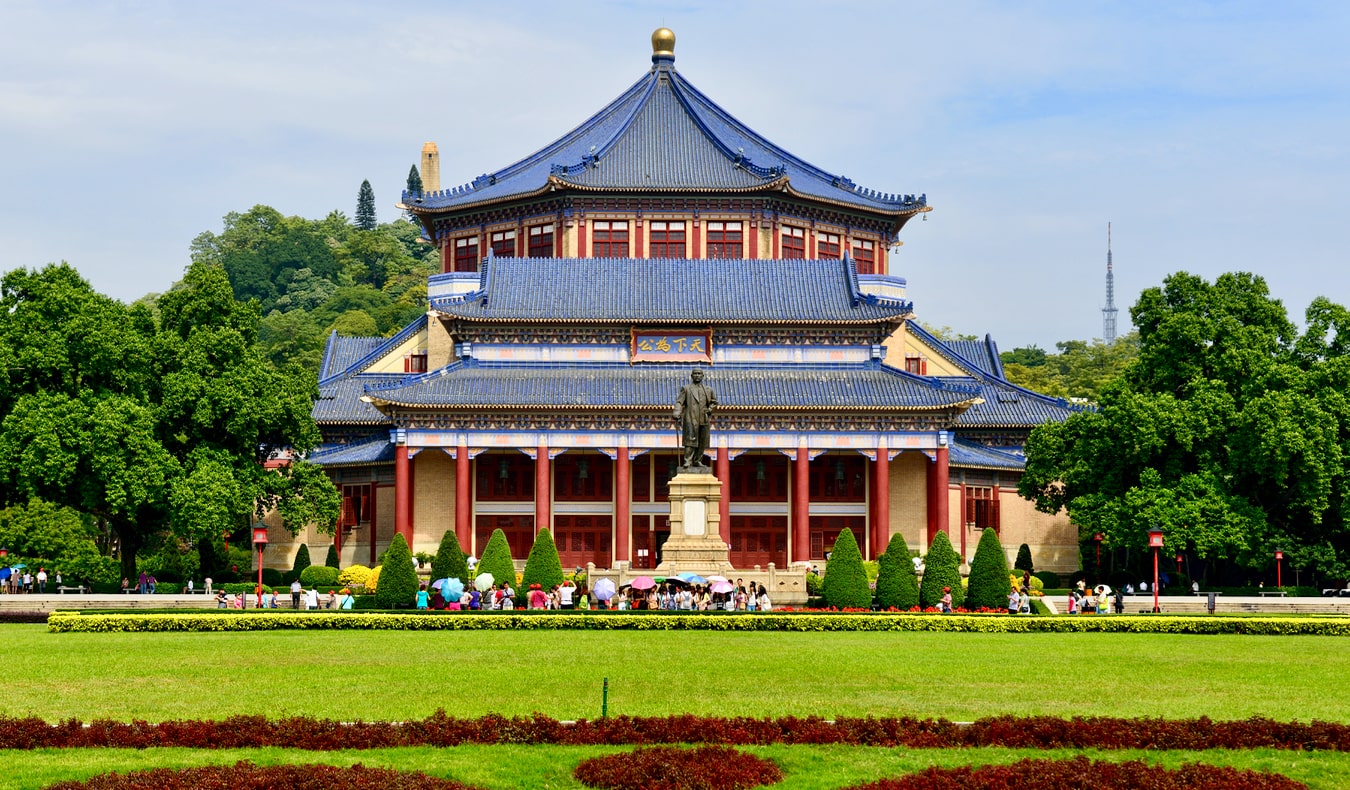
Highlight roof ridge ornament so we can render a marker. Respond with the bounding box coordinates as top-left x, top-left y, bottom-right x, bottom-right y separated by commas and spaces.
651, 27, 676, 67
